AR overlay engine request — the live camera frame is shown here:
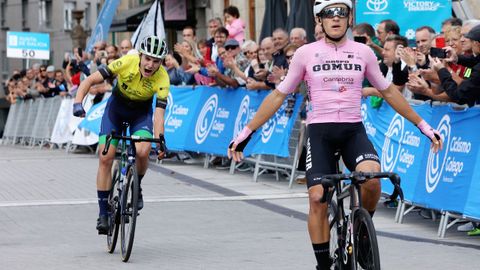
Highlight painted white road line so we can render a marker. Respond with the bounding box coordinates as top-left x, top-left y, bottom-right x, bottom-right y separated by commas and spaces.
0, 193, 308, 208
